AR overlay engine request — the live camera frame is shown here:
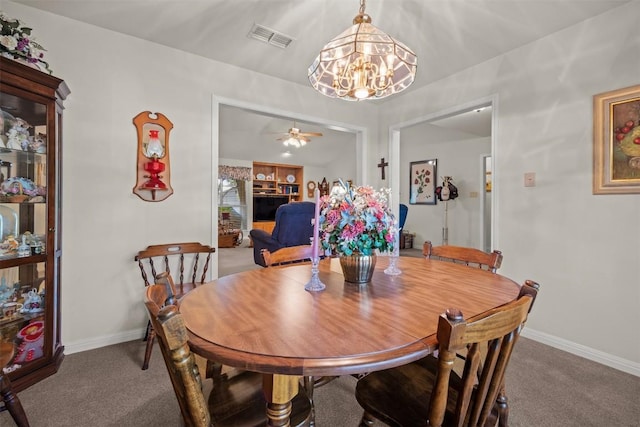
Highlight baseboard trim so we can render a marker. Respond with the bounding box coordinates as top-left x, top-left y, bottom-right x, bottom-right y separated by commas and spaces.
522, 328, 640, 377
64, 328, 145, 355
